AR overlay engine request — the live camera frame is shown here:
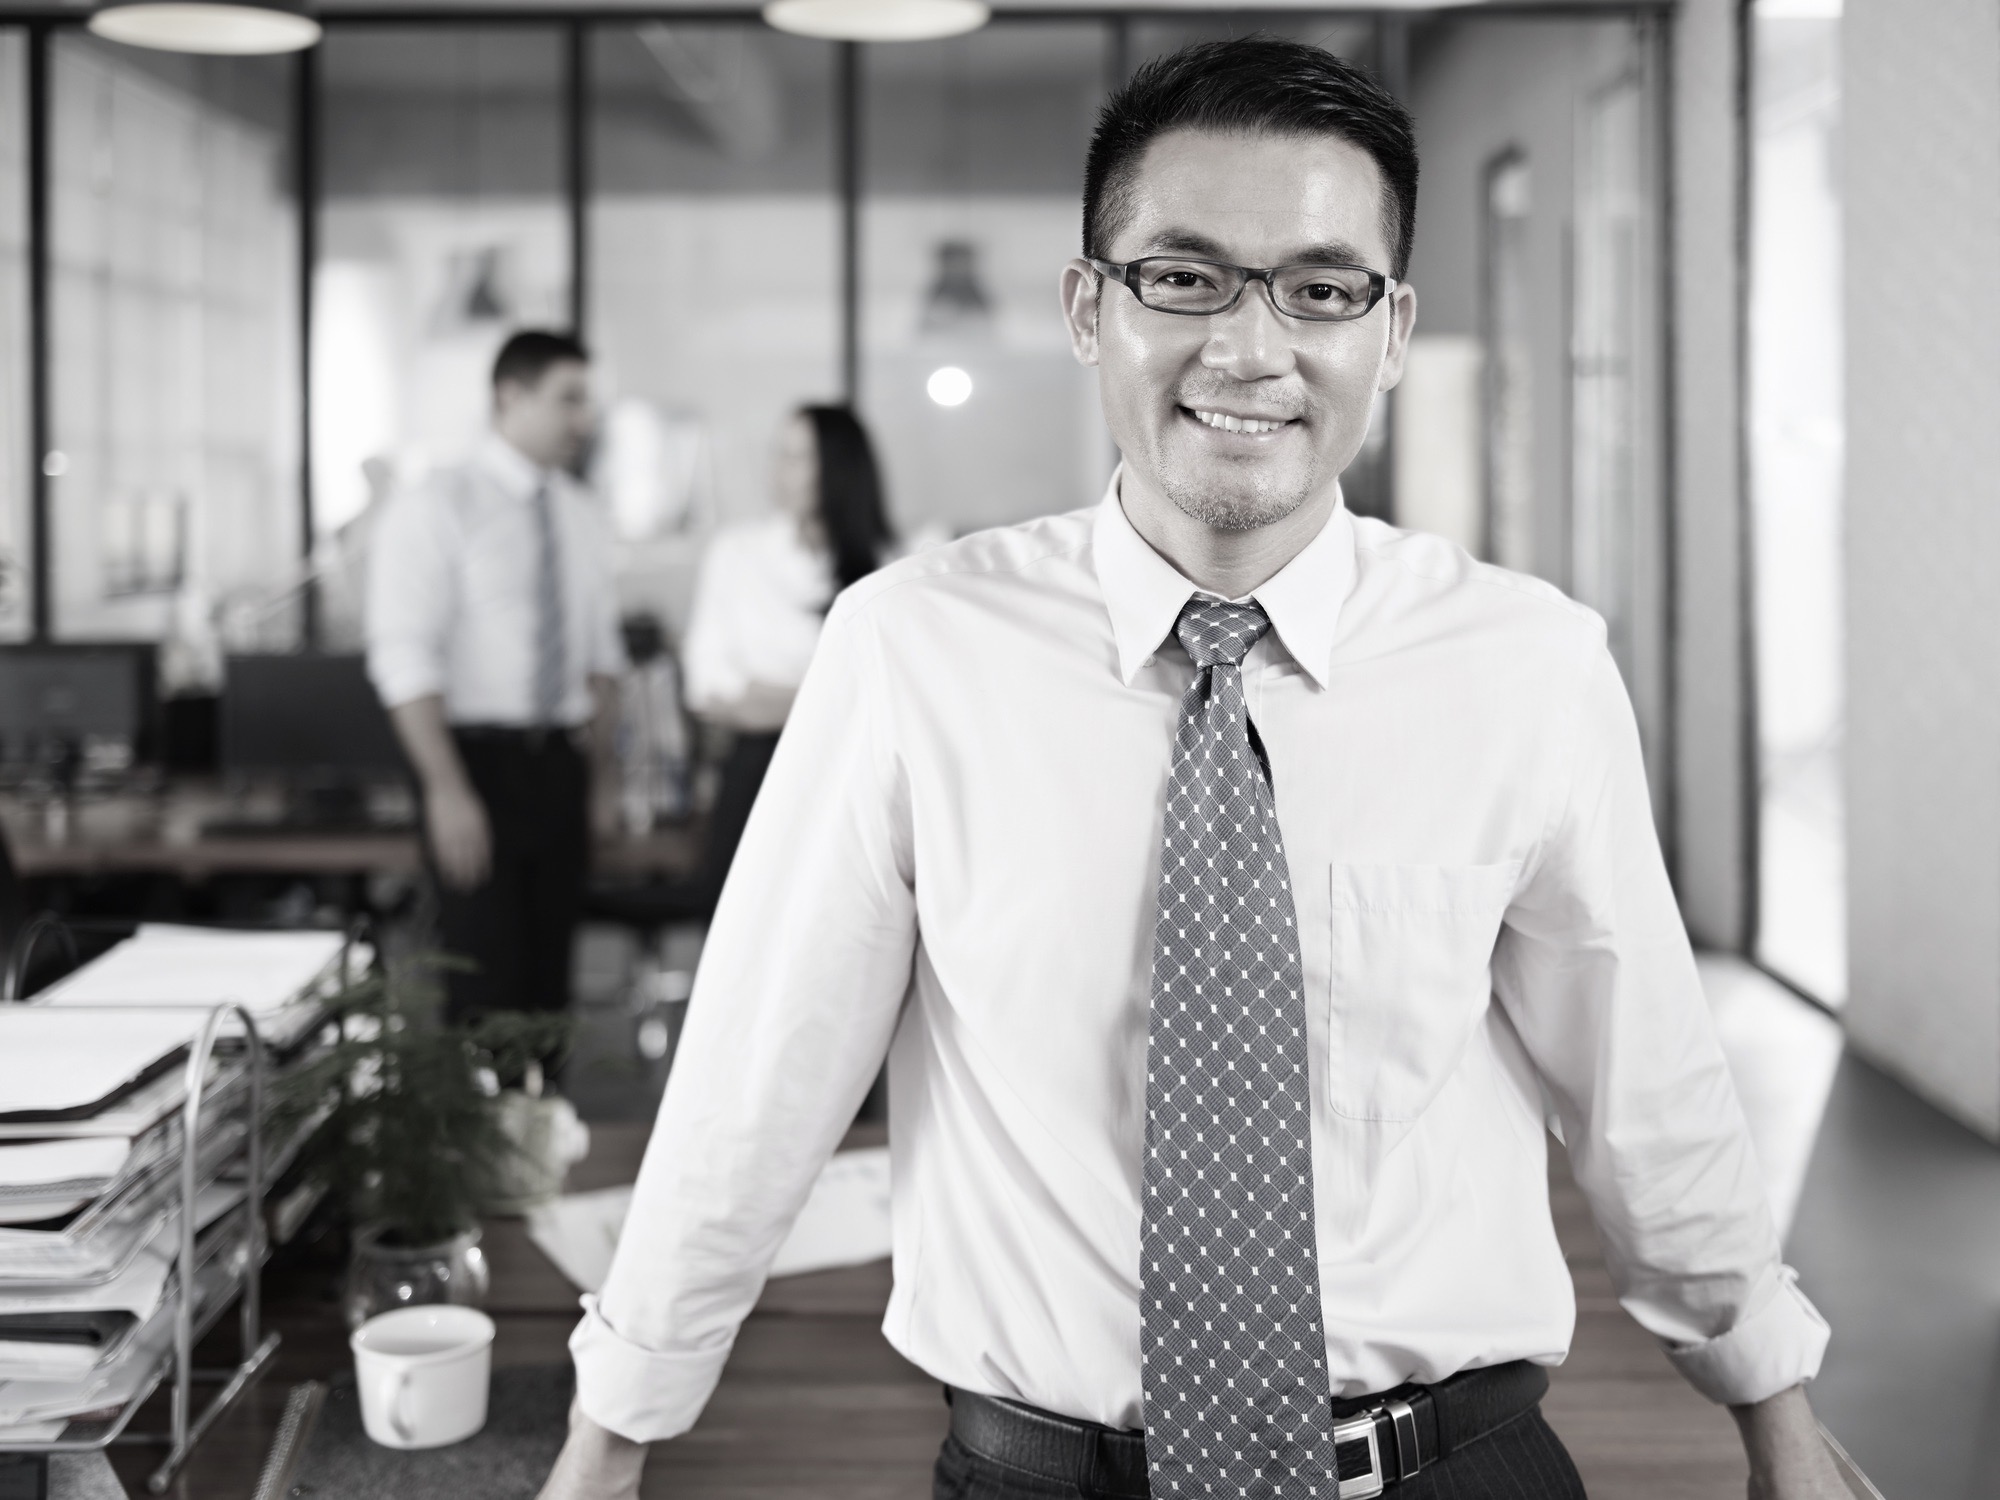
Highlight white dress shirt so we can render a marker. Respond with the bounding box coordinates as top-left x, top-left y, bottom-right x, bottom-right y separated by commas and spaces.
571, 478, 1829, 1442
681, 516, 834, 721
366, 434, 627, 727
